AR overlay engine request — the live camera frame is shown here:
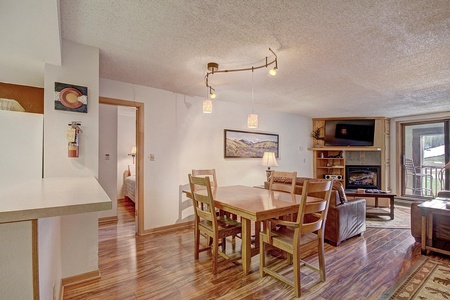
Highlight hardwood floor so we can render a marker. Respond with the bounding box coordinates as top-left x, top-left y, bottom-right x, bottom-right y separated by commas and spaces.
63, 200, 449, 300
